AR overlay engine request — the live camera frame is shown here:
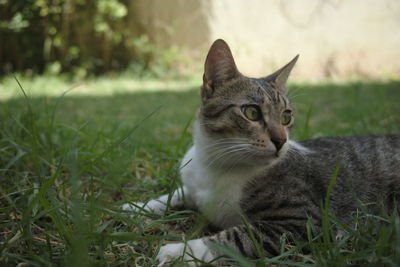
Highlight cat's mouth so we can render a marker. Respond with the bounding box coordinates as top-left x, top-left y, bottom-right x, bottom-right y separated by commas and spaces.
250, 139, 287, 155
249, 140, 288, 160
